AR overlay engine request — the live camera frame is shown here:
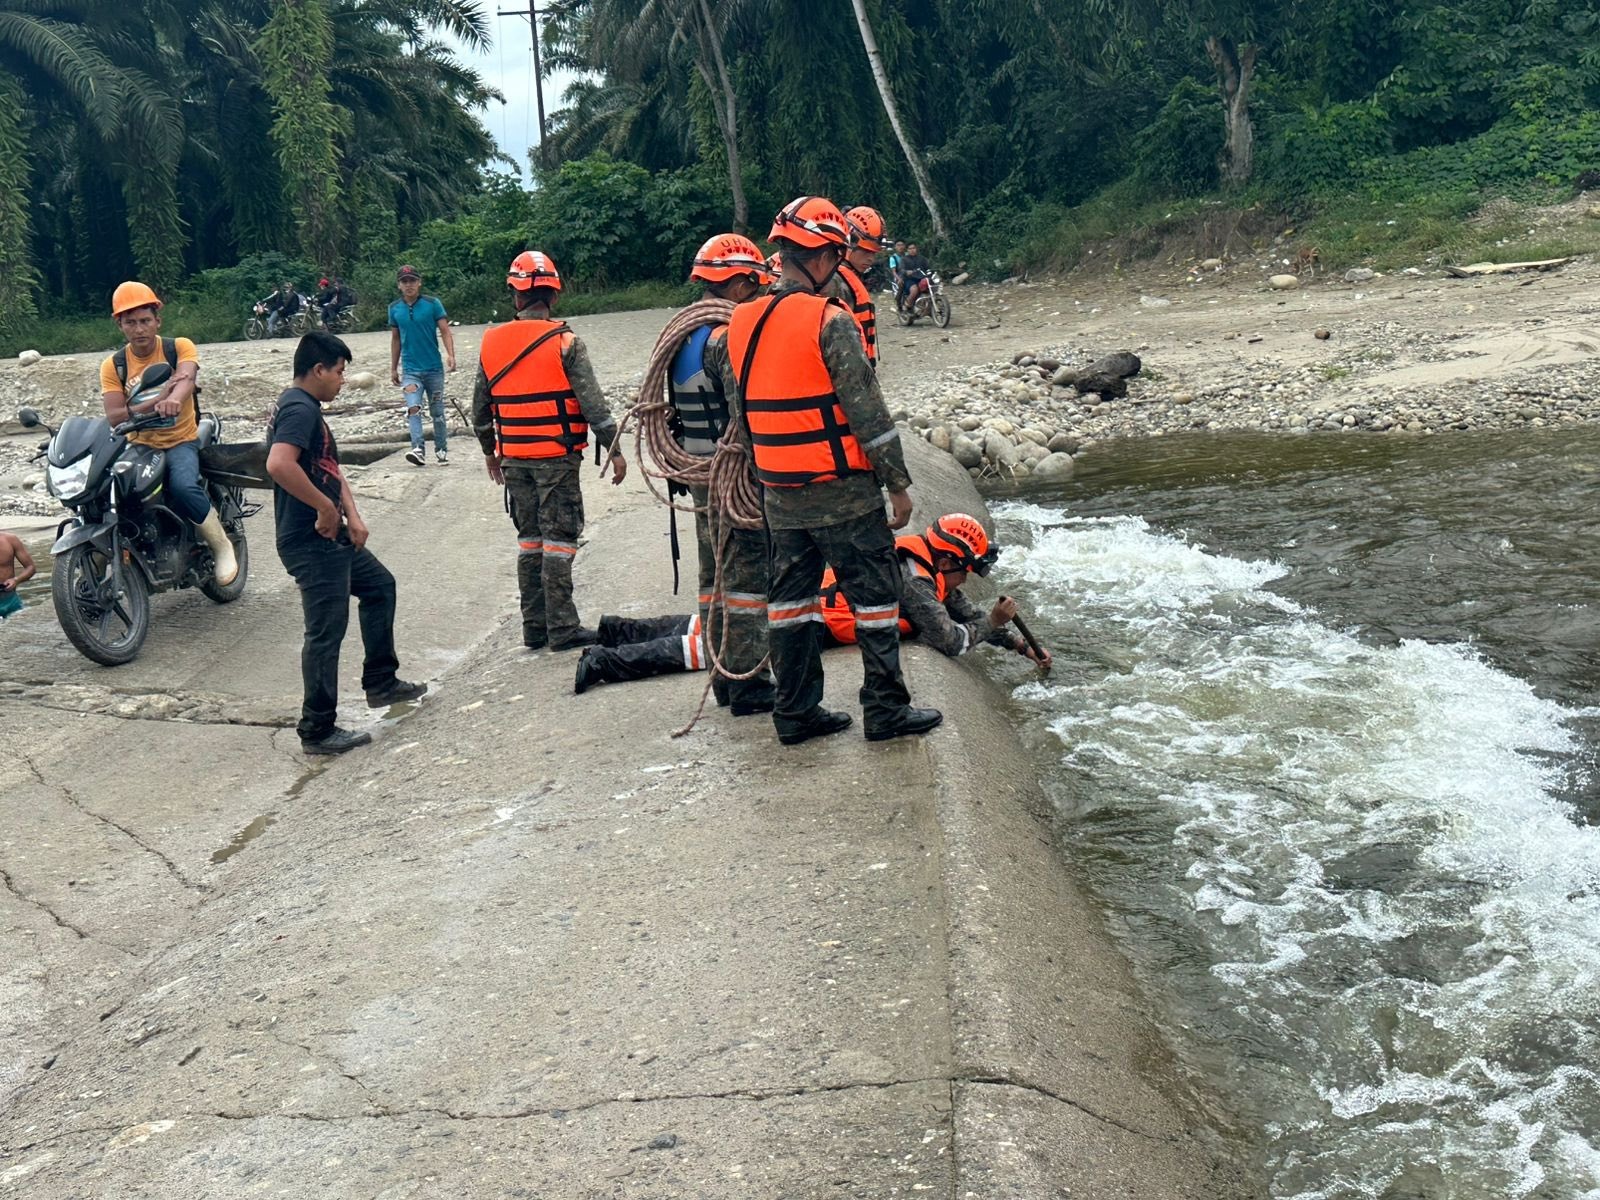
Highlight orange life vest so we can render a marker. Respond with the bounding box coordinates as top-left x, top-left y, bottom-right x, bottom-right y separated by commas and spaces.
837, 263, 878, 367
821, 534, 948, 644
726, 290, 873, 488
479, 318, 587, 460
